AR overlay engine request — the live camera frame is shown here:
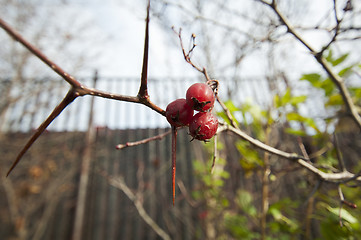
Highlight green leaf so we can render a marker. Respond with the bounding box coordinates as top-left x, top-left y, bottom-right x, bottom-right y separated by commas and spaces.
290, 95, 307, 106
281, 88, 292, 106
326, 94, 343, 106
327, 206, 357, 224
224, 100, 240, 113
274, 94, 281, 108
338, 65, 353, 77
236, 141, 263, 167
320, 78, 335, 96
330, 53, 349, 66
217, 100, 240, 126
325, 49, 333, 63
286, 112, 306, 122
300, 73, 322, 87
